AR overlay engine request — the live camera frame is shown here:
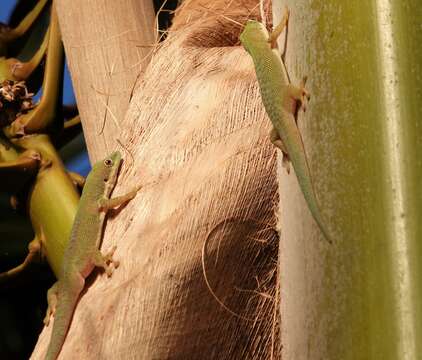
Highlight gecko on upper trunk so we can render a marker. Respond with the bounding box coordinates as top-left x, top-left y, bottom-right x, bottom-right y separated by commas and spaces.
43, 151, 140, 360
240, 8, 332, 244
